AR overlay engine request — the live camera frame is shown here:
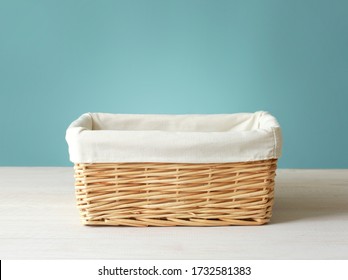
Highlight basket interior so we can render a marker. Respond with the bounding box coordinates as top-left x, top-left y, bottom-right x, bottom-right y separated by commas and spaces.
90, 112, 267, 132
